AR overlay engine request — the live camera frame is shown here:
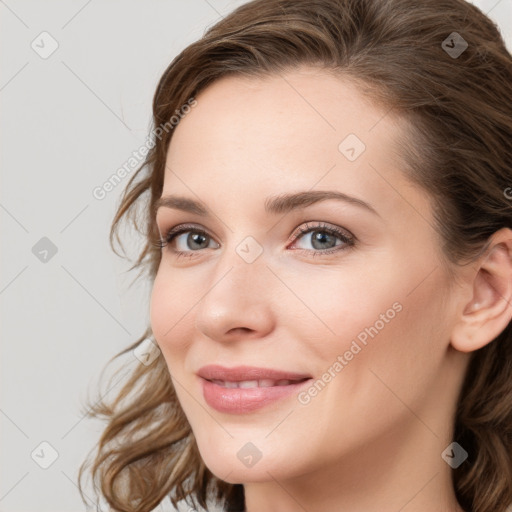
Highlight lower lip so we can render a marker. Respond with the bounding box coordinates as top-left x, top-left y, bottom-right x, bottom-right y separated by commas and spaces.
201, 377, 313, 414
